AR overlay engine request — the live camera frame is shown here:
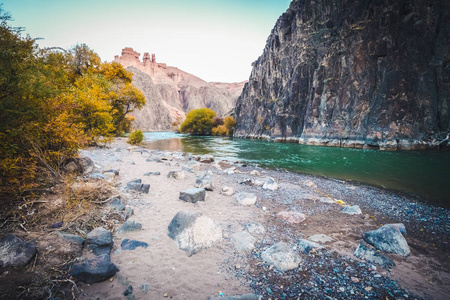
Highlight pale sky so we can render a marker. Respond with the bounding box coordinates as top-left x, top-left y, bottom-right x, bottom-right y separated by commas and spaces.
3, 0, 291, 83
